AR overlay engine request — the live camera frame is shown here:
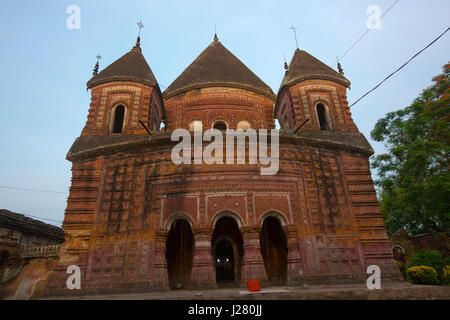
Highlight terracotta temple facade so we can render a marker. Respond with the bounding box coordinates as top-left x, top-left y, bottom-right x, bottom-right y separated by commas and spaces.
45, 35, 401, 295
